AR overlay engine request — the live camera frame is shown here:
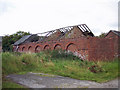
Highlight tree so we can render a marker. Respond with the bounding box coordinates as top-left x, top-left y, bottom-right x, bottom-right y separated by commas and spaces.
2, 31, 30, 52
98, 32, 106, 38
